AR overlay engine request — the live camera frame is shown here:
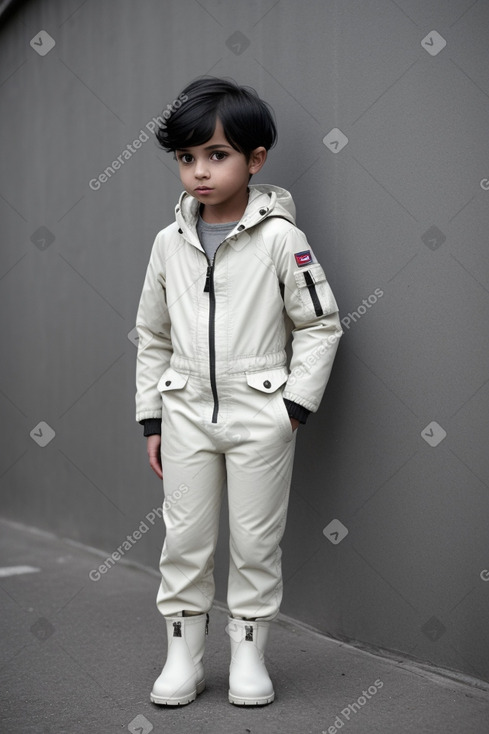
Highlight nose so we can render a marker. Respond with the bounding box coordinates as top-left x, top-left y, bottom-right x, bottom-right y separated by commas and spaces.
194, 158, 209, 179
